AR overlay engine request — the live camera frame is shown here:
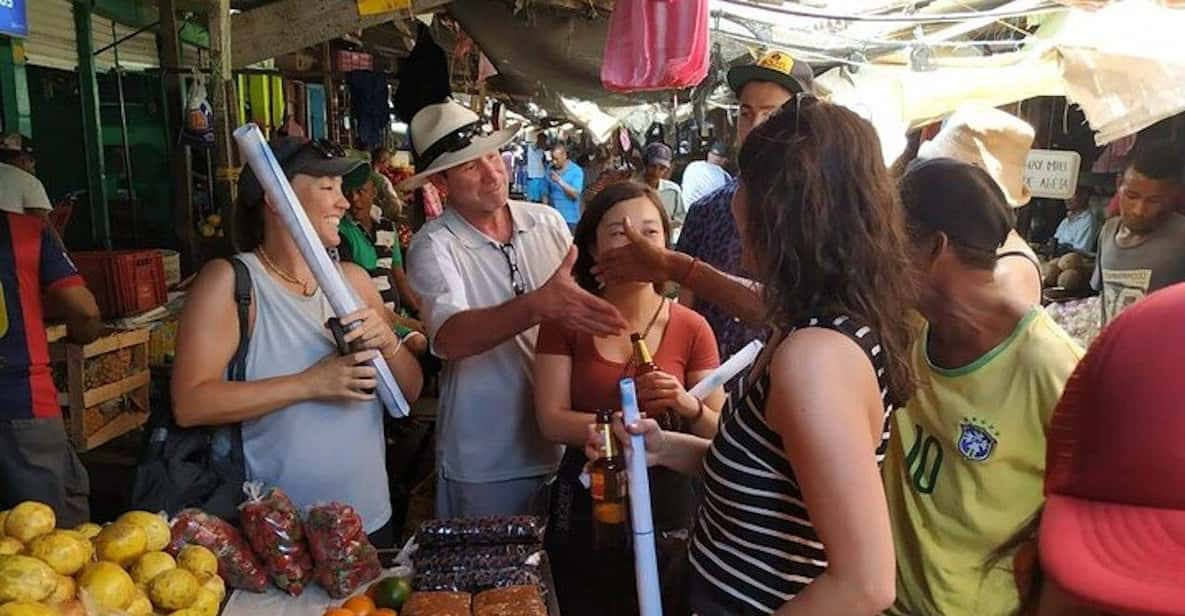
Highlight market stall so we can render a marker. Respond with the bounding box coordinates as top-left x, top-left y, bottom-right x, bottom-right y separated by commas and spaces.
0, 497, 559, 615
